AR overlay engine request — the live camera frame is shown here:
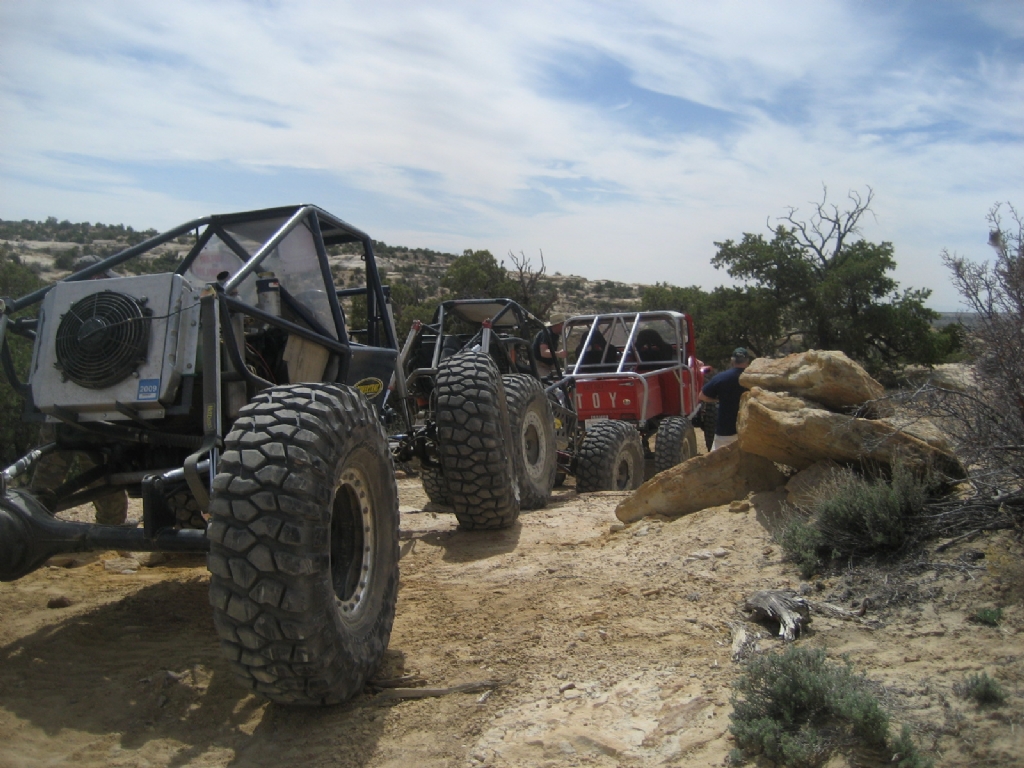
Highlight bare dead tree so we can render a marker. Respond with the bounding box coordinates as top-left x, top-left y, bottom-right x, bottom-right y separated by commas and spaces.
776, 185, 876, 268
507, 249, 558, 318
931, 203, 1024, 493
